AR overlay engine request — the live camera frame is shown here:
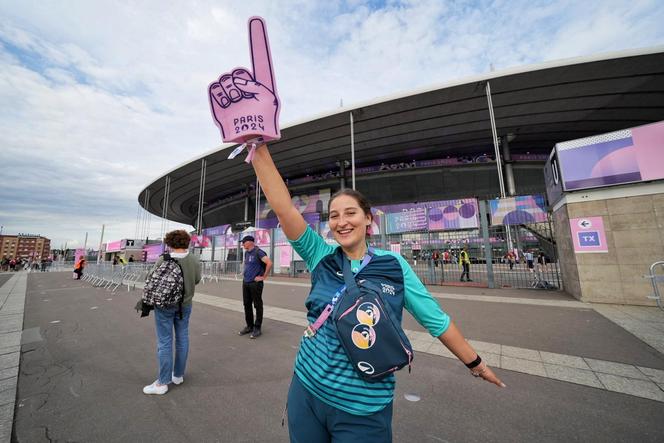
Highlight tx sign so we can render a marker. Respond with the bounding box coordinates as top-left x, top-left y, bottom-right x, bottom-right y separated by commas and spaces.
570, 216, 608, 253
